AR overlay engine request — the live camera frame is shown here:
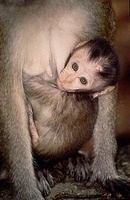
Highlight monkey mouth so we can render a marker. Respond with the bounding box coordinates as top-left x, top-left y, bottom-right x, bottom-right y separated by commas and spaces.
56, 79, 75, 93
